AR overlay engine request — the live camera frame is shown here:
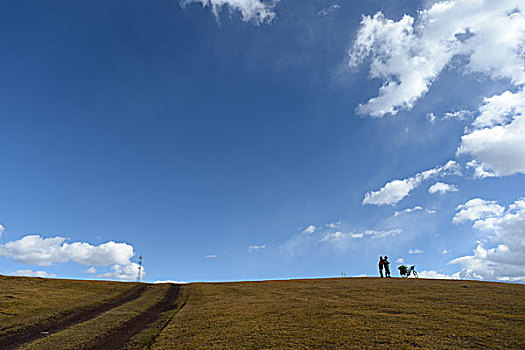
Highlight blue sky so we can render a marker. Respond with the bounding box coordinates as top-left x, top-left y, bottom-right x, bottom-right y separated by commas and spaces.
1, 0, 524, 283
